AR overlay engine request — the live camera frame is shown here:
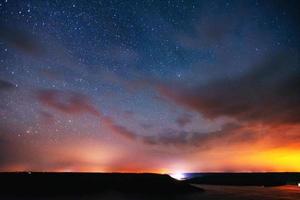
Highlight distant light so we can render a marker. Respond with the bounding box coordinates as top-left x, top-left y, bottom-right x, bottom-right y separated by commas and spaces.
169, 172, 186, 181
298, 183, 300, 187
